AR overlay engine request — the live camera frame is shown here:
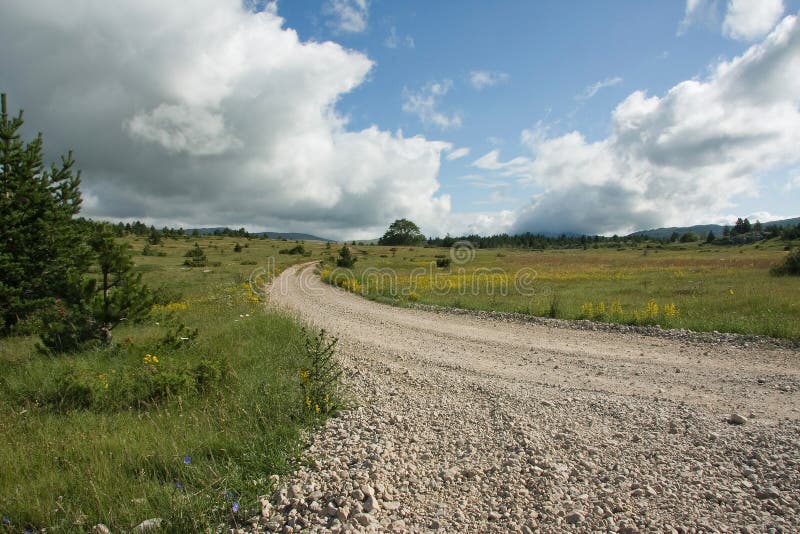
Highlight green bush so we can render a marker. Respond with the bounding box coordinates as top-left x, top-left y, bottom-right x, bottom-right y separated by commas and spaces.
183, 243, 208, 267
279, 244, 306, 255
771, 249, 800, 276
